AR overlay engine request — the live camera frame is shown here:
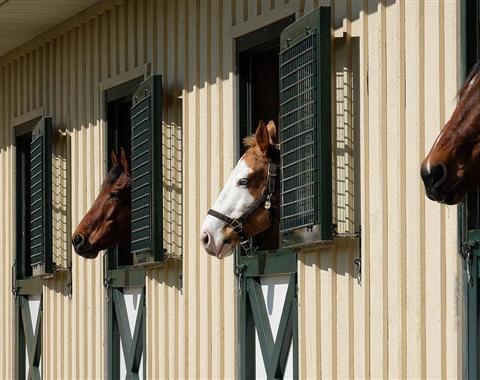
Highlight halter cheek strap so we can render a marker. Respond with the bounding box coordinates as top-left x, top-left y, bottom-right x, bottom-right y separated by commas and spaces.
207, 162, 278, 255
